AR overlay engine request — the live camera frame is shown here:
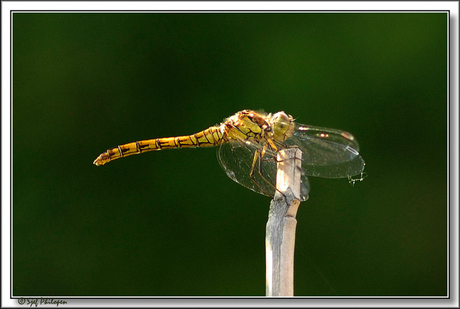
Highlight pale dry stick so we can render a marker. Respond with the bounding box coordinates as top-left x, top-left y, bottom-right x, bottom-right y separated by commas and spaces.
265, 148, 303, 297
